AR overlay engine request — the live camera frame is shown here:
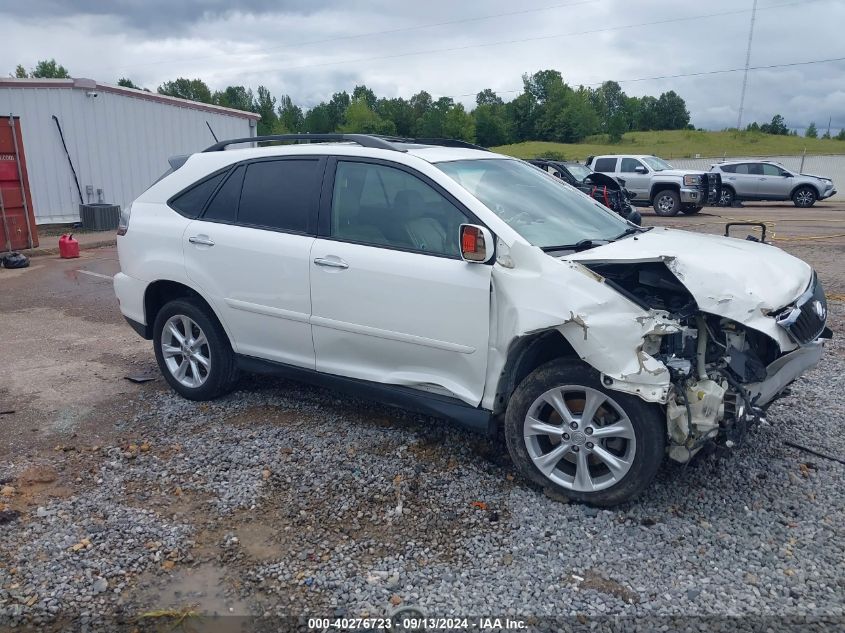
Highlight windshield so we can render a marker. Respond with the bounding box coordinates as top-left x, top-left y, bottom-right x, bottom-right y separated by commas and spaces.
436, 158, 630, 249
642, 156, 673, 171
565, 163, 592, 181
